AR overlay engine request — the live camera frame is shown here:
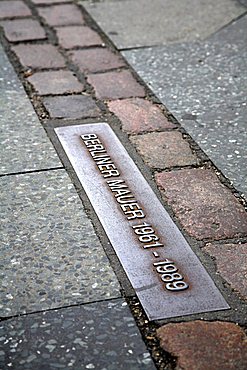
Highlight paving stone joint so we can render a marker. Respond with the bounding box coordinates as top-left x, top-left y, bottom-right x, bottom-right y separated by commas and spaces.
0, 0, 246, 369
